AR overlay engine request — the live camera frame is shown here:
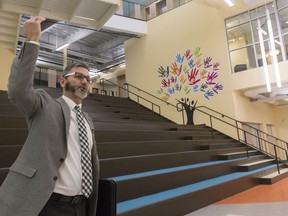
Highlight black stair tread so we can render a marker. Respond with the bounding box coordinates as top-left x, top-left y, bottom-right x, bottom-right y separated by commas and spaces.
97, 139, 237, 145
238, 158, 275, 167
108, 154, 270, 181
219, 150, 258, 156
99, 153, 269, 178
116, 163, 277, 215
260, 168, 288, 178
